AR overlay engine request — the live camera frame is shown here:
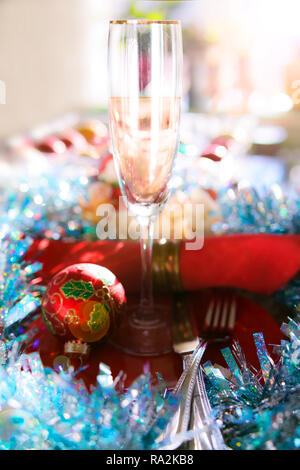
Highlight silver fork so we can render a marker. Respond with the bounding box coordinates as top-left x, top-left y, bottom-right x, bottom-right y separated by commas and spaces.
202, 298, 237, 339
169, 294, 237, 450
